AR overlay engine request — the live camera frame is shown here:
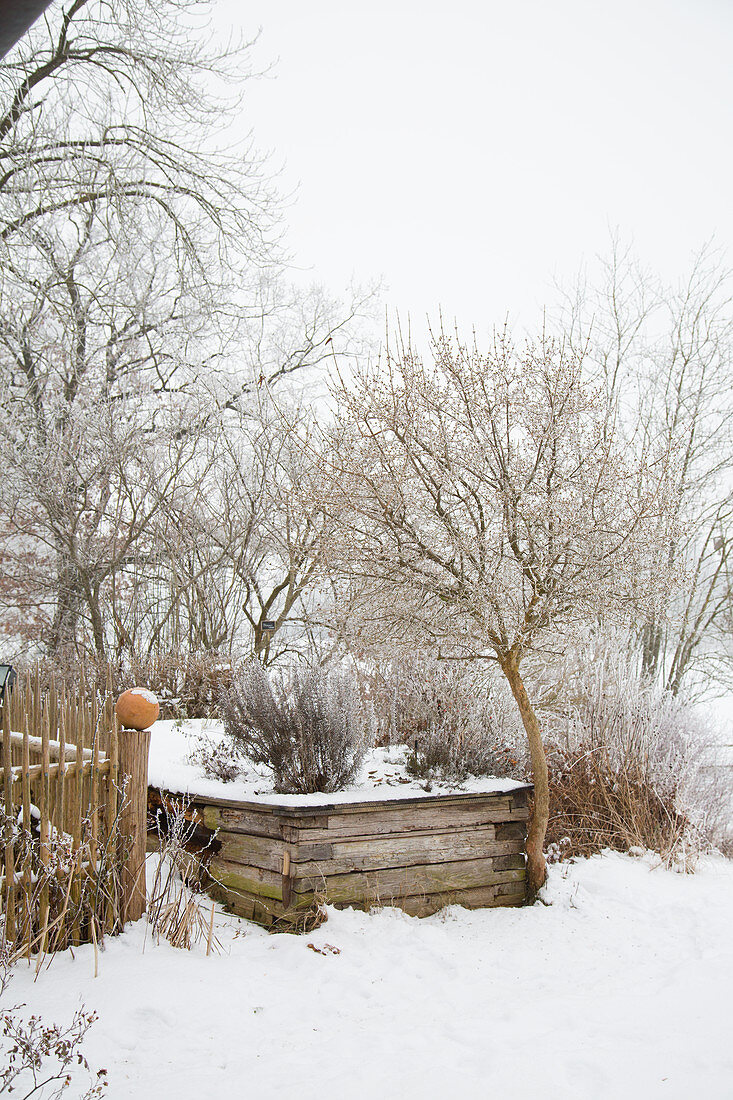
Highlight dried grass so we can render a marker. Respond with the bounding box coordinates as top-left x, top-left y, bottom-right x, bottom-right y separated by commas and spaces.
544, 655, 731, 867
147, 797, 222, 953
